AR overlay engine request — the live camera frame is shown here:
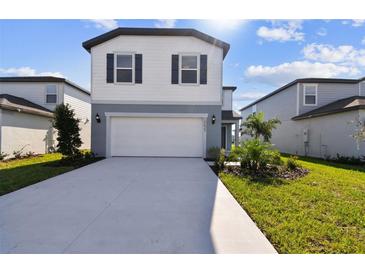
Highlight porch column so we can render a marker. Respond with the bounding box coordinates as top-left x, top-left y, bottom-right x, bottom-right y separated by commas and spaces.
235, 121, 239, 146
